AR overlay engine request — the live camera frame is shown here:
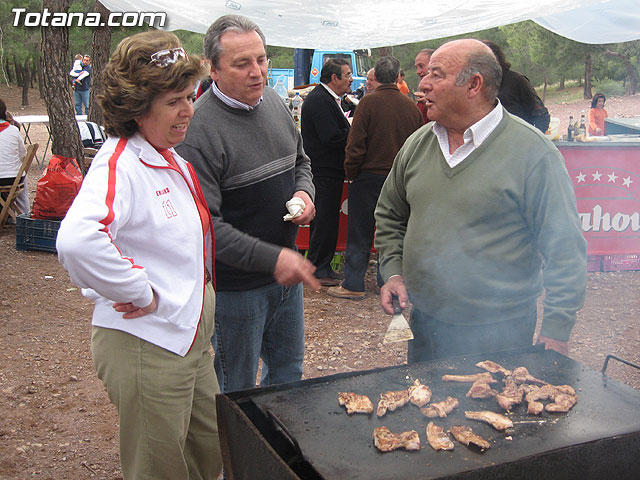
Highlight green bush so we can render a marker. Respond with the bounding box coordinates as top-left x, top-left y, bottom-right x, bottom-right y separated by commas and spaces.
591, 78, 626, 98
